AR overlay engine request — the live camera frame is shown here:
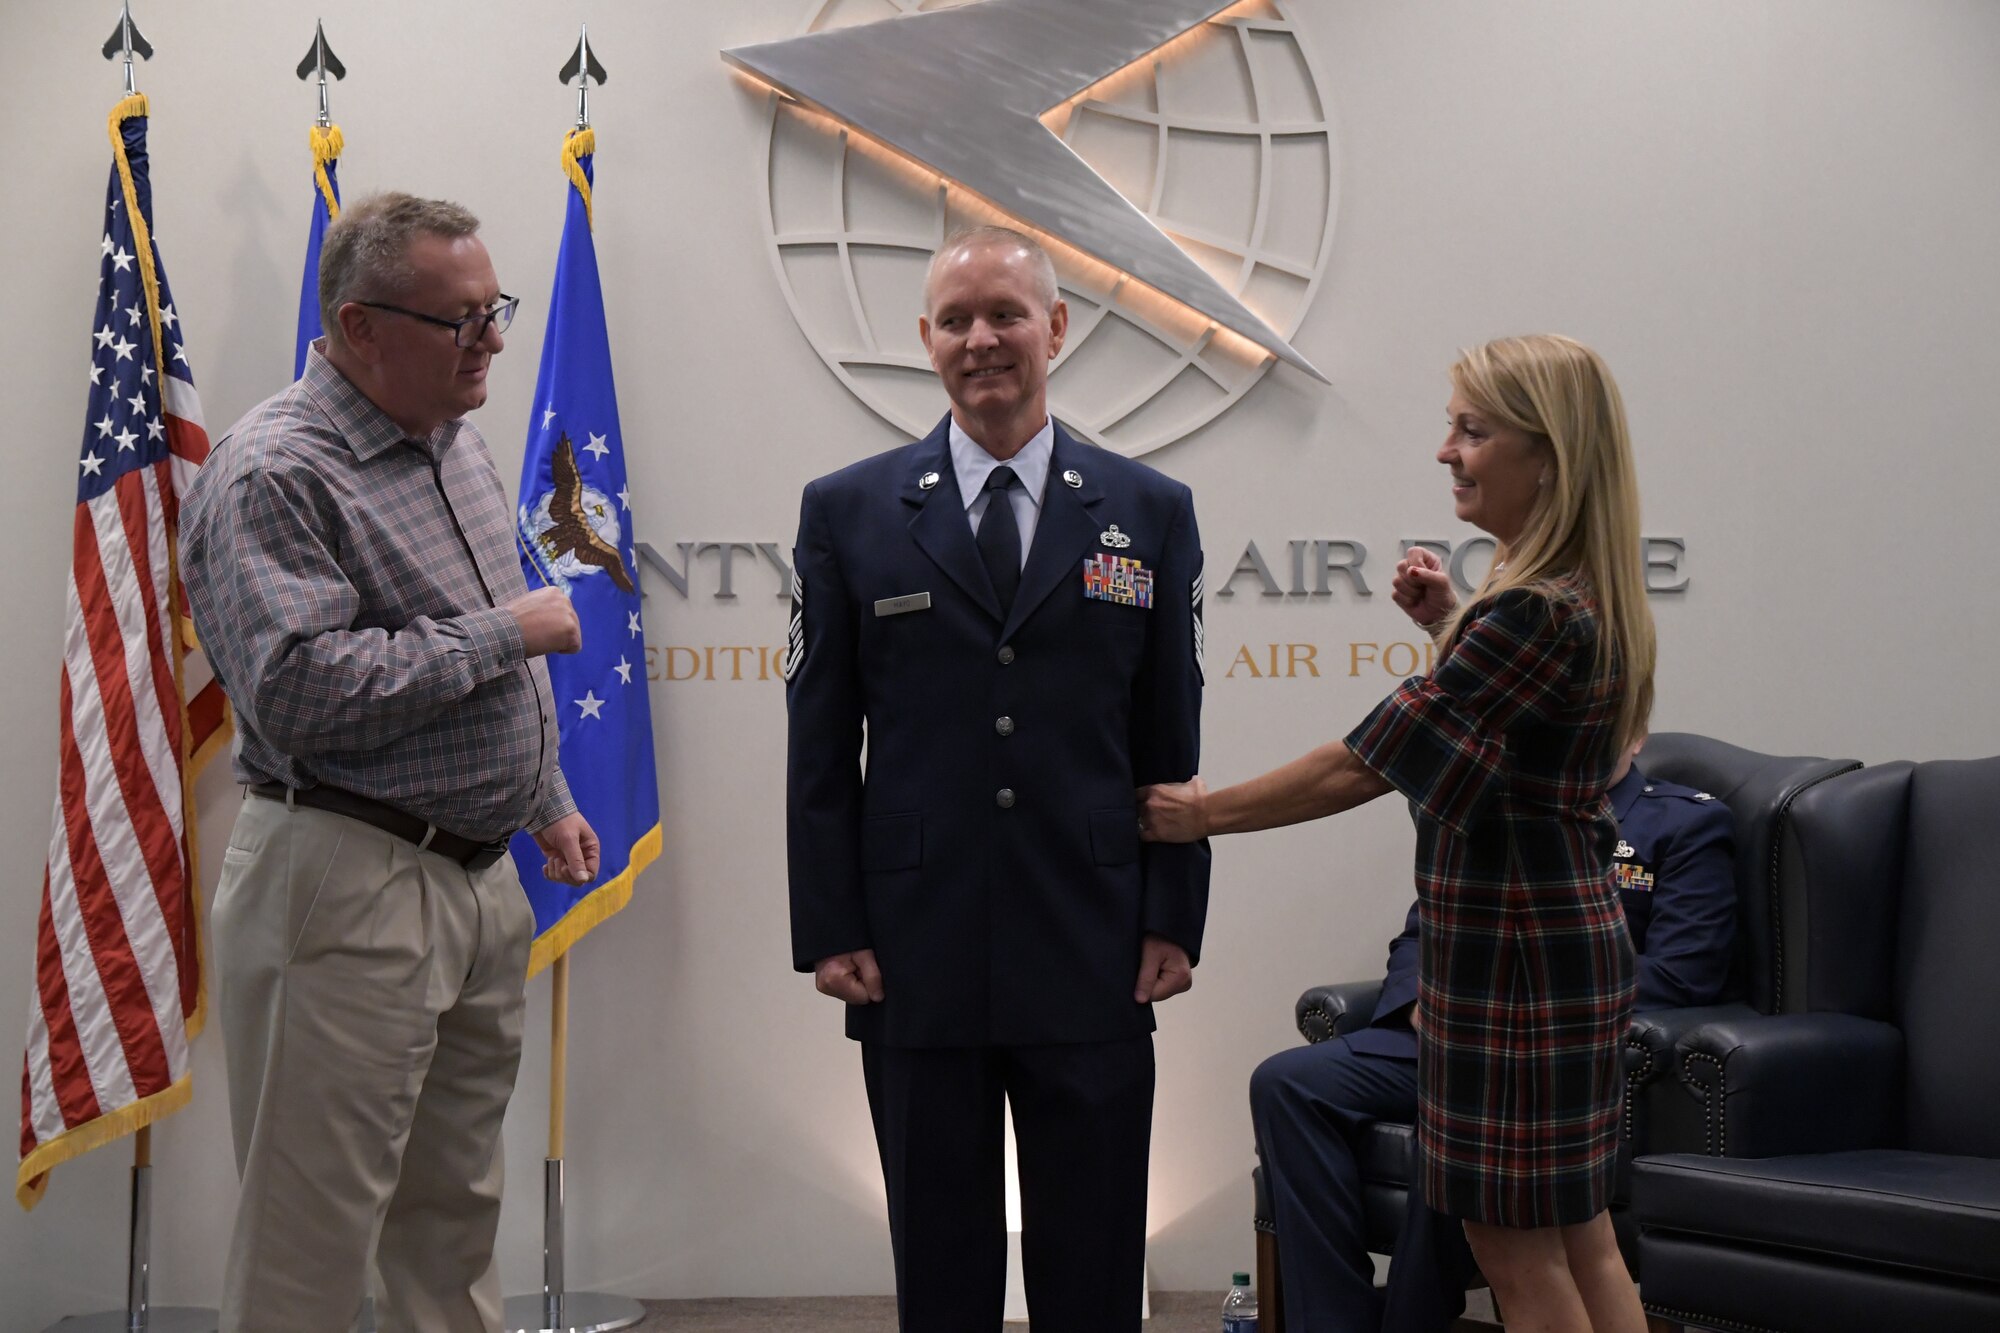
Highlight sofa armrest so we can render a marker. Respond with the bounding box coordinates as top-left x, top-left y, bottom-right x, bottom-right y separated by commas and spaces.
1295, 980, 1384, 1044
1629, 1003, 1762, 1088
1675, 1012, 1903, 1157
1625, 1004, 1760, 1157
